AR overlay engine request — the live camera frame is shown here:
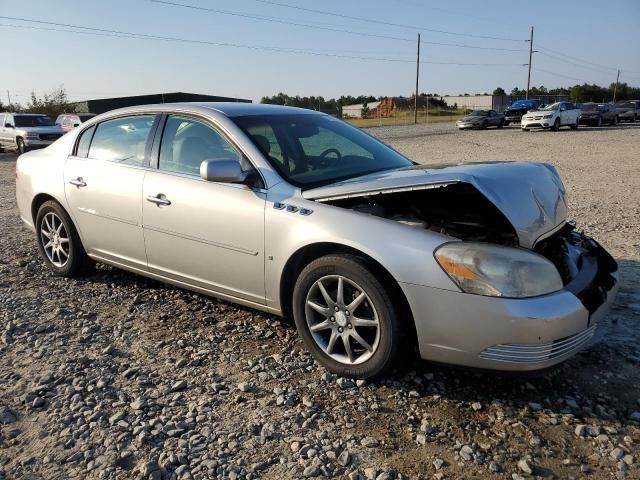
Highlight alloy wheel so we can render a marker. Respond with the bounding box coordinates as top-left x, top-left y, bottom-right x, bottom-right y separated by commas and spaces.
305, 275, 380, 365
40, 212, 70, 267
